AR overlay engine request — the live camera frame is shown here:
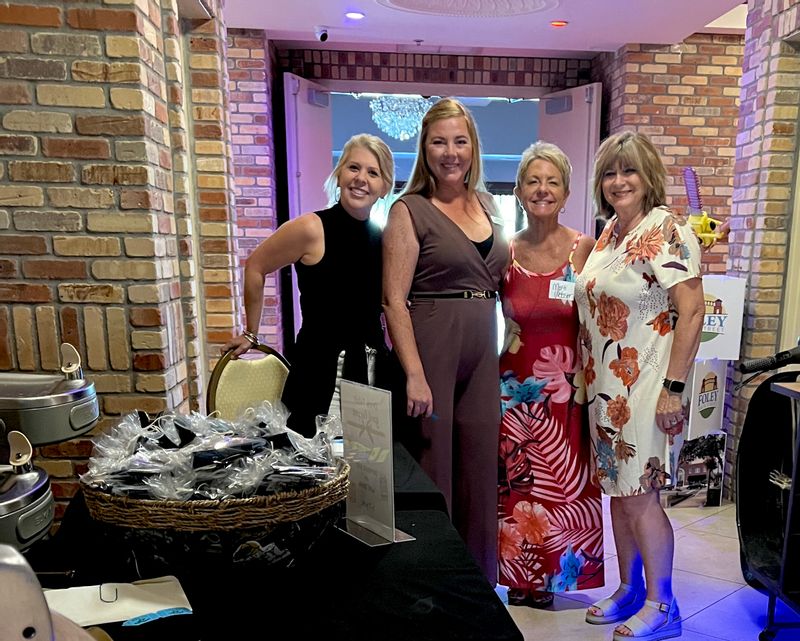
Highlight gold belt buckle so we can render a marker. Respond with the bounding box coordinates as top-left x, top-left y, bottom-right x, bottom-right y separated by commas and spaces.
472, 290, 487, 299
